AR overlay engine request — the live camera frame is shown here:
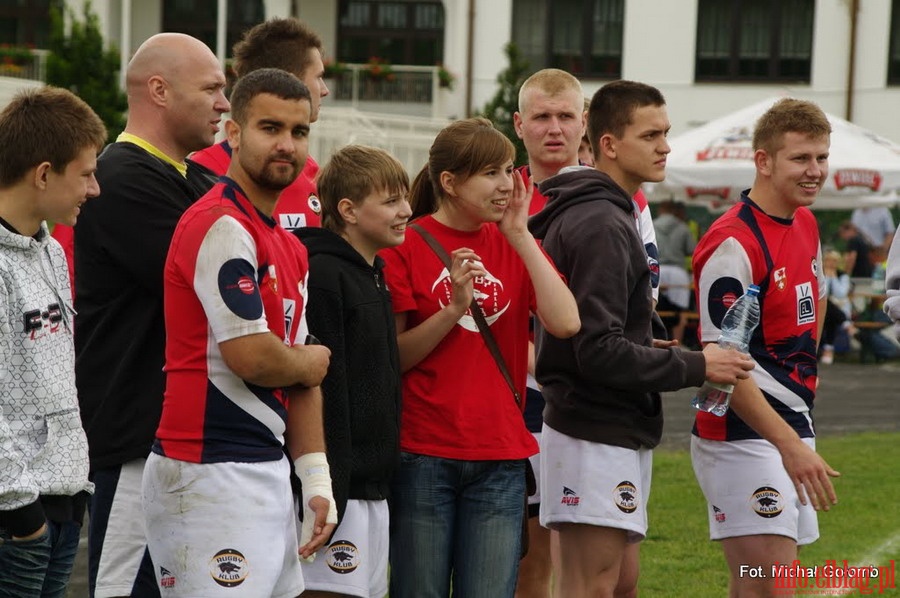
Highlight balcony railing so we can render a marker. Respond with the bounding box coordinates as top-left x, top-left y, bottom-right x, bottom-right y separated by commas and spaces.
326, 64, 449, 118
0, 48, 48, 81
